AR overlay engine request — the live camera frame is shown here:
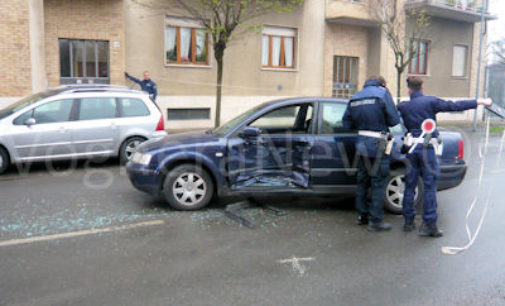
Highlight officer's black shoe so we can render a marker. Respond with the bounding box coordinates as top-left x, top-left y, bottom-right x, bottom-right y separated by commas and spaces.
403, 221, 416, 232
418, 223, 443, 238
367, 222, 392, 232
355, 214, 369, 225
